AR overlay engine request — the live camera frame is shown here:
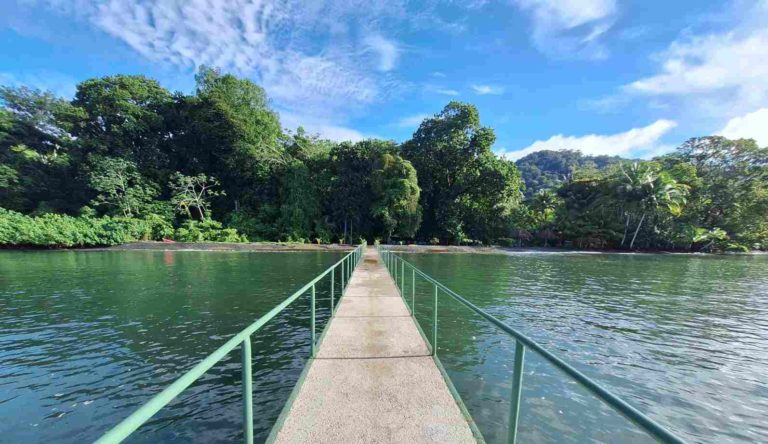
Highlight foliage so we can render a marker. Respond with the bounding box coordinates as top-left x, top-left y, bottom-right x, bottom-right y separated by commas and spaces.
66, 75, 172, 173
516, 150, 625, 197
0, 208, 171, 247
401, 102, 523, 244
88, 156, 159, 217
168, 172, 223, 221
174, 219, 247, 243
370, 153, 421, 242
1, 70, 766, 251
